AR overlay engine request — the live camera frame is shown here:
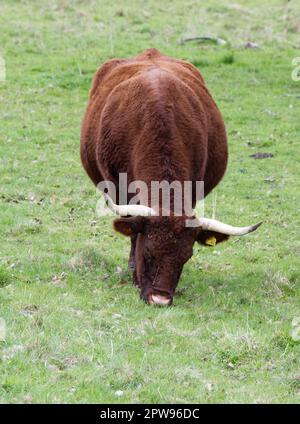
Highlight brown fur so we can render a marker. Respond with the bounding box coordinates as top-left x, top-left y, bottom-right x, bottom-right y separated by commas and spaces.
80, 48, 228, 303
